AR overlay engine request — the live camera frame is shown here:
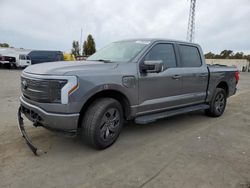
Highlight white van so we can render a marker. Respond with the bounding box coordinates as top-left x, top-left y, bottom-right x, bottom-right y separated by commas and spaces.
15, 54, 31, 68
